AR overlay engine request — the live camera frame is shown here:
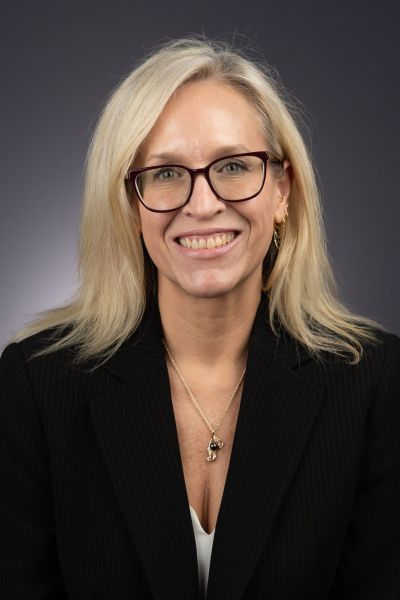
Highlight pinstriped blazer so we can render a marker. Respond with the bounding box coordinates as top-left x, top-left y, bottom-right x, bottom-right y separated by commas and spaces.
1, 292, 400, 599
